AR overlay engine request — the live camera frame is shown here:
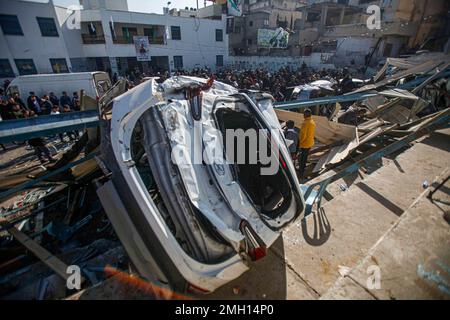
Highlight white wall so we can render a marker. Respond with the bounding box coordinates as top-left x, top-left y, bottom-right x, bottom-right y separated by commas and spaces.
0, 0, 72, 80
1, 0, 229, 81
87, 9, 229, 72
228, 53, 336, 71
